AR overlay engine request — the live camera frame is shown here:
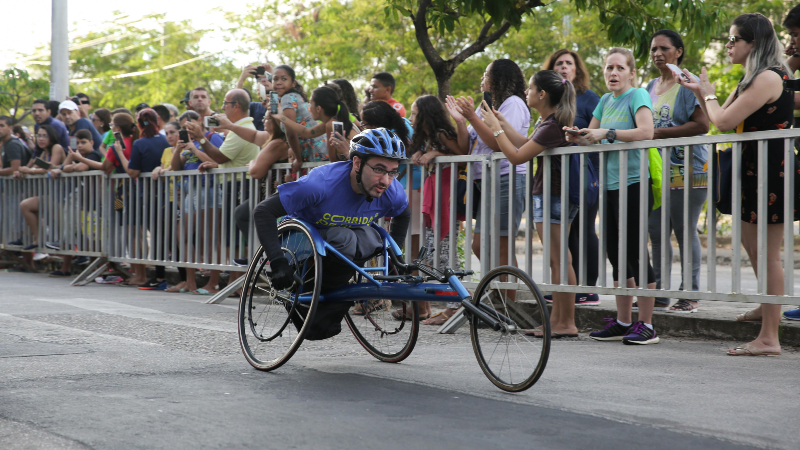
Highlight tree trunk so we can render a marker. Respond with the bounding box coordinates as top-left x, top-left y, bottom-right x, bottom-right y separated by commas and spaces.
435, 74, 451, 101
